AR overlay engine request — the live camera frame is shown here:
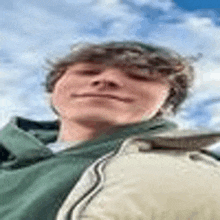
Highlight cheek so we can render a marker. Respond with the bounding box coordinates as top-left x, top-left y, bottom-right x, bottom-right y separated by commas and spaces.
51, 78, 72, 107
139, 86, 170, 120
56, 77, 74, 92
140, 84, 170, 107
154, 87, 170, 104
51, 90, 62, 109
